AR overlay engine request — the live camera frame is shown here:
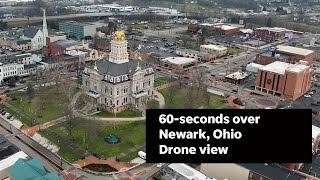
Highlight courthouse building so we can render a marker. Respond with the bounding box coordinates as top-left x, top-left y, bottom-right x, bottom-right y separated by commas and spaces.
82, 30, 155, 113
